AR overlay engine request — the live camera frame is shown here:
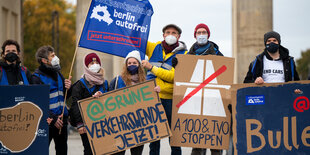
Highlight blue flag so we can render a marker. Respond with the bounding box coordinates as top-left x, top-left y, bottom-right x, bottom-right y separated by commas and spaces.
79, 0, 153, 59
